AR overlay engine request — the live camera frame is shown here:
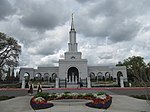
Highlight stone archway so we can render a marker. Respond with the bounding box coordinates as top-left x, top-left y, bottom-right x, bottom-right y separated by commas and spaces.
23, 72, 30, 88
67, 67, 79, 83
89, 72, 95, 79
117, 71, 123, 86
97, 72, 103, 81
105, 72, 111, 80
35, 73, 42, 81
24, 72, 30, 82
44, 73, 49, 81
